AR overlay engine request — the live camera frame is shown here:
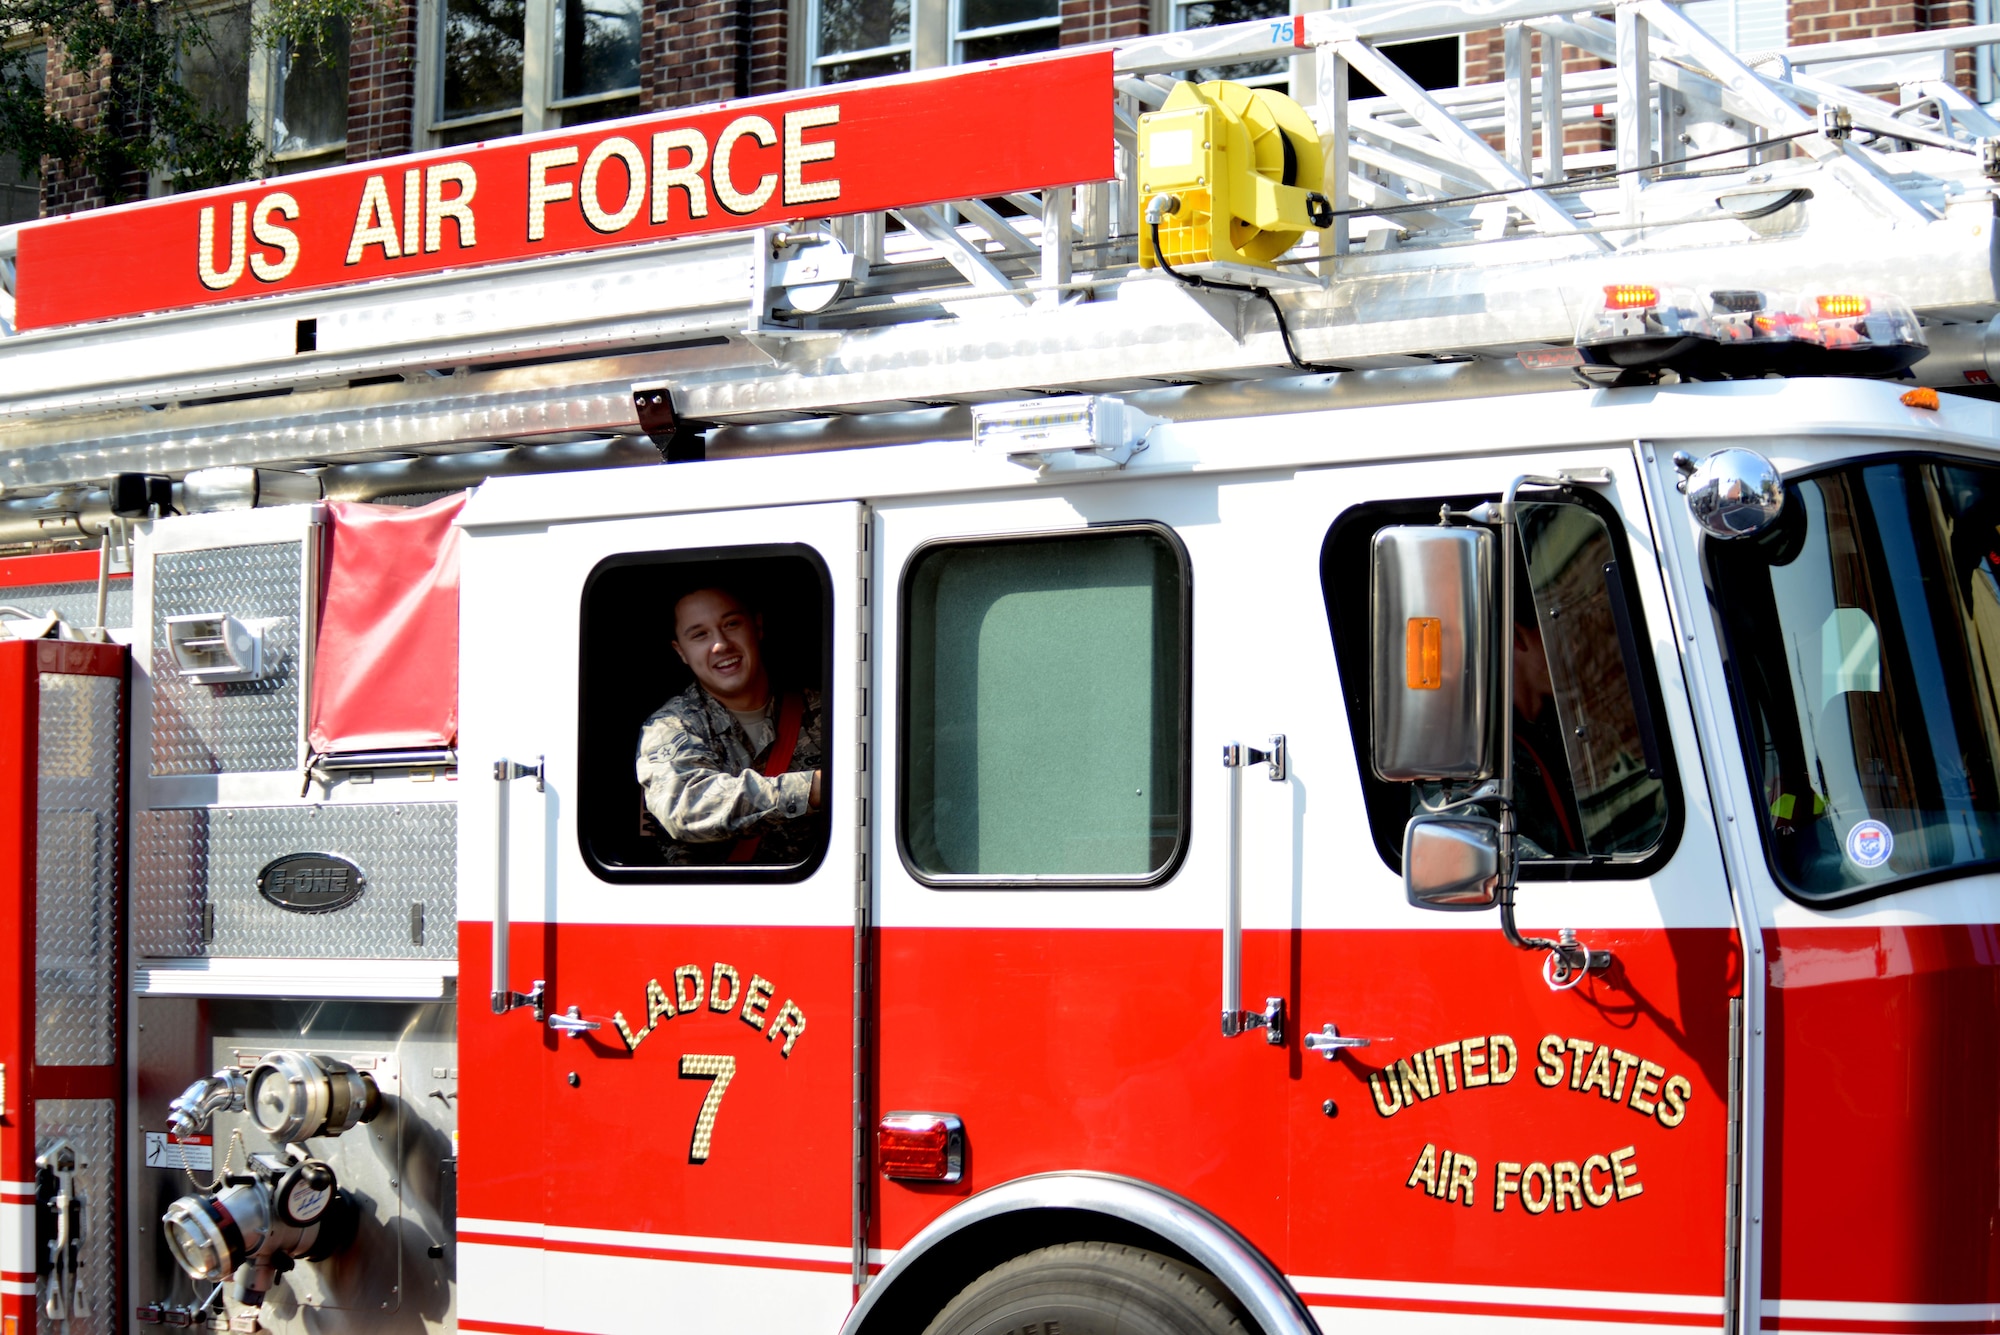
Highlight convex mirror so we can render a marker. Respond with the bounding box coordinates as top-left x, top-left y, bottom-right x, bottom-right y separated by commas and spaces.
1402, 813, 1502, 909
